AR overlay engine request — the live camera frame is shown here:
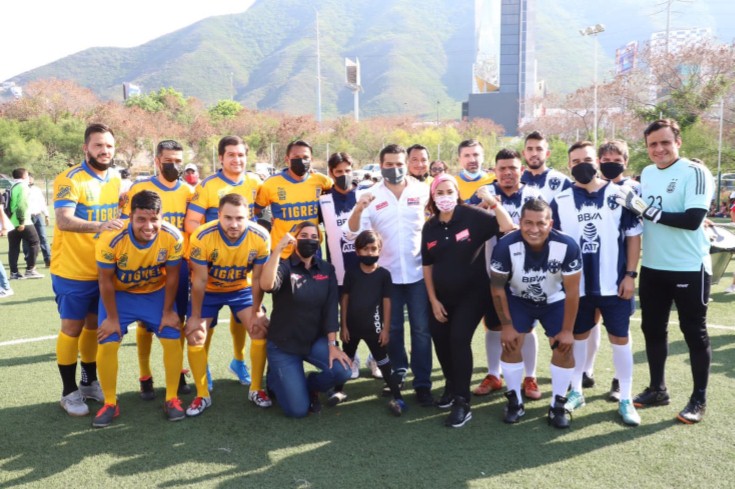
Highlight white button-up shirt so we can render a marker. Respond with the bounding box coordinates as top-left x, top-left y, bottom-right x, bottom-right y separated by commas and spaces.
343, 180, 428, 284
